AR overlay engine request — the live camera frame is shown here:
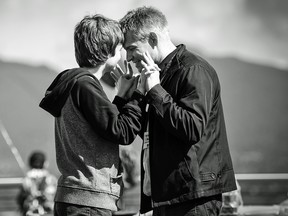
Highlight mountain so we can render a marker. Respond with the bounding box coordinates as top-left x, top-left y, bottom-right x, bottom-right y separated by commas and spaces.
0, 60, 57, 177
207, 57, 288, 173
0, 56, 288, 179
